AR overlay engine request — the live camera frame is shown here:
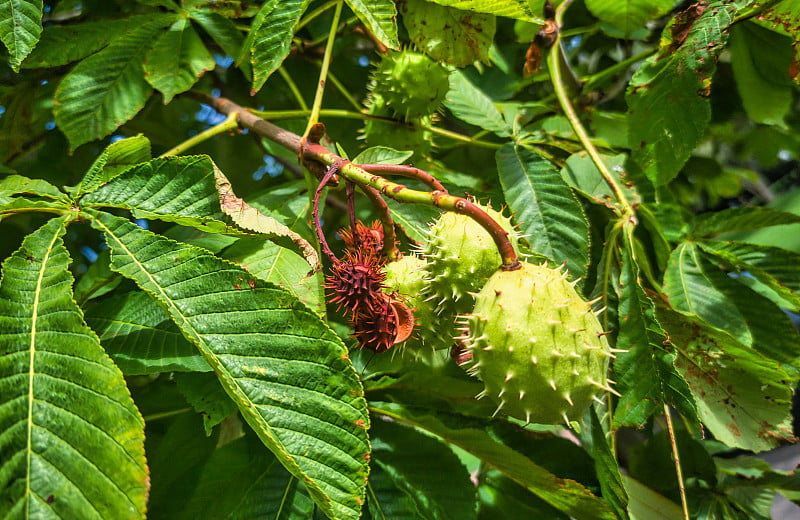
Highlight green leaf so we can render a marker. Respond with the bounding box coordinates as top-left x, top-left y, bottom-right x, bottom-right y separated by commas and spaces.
658, 306, 795, 452
144, 18, 216, 104
0, 174, 64, 199
177, 434, 315, 519
585, 0, 673, 37
353, 146, 413, 165
0, 0, 42, 71
623, 476, 684, 520
369, 418, 477, 520
478, 472, 569, 519
189, 9, 250, 76
422, 0, 544, 23
76, 134, 152, 197
84, 290, 210, 375
561, 152, 640, 208
248, 0, 311, 93
612, 232, 697, 428
689, 207, 800, 238
175, 372, 237, 435
223, 238, 323, 314
400, 0, 495, 67
664, 242, 800, 371
0, 197, 69, 217
73, 249, 122, 303
373, 404, 615, 520
215, 164, 320, 271
145, 412, 218, 519
53, 15, 172, 149
345, 0, 399, 50
89, 211, 370, 520
730, 22, 794, 127
445, 71, 512, 137
590, 409, 629, 520
626, 1, 746, 185
0, 216, 148, 519
496, 143, 589, 279
697, 239, 800, 311
21, 16, 152, 69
